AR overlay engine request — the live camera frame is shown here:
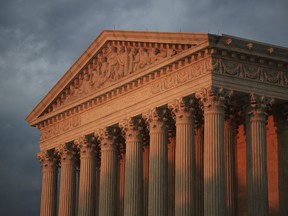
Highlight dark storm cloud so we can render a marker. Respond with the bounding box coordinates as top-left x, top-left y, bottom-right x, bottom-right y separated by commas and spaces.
0, 0, 287, 215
